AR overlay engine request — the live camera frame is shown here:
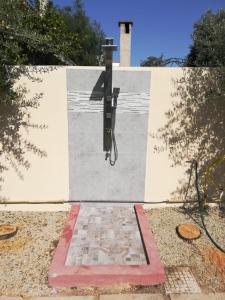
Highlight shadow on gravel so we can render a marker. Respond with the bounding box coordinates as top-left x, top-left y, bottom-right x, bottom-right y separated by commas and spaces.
176, 205, 209, 229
